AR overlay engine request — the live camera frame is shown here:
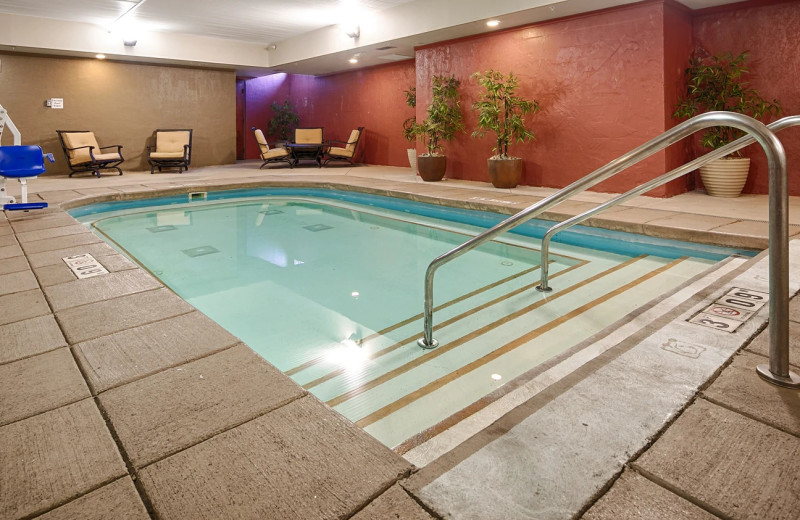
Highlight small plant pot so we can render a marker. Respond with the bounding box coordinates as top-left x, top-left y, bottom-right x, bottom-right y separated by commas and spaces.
488, 157, 523, 188
699, 157, 750, 197
407, 148, 418, 174
417, 155, 447, 182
